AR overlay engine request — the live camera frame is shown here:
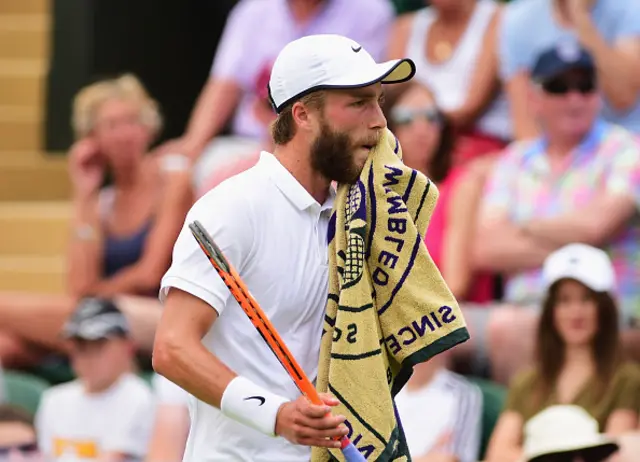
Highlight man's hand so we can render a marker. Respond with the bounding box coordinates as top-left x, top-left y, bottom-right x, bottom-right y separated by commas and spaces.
275, 393, 349, 448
